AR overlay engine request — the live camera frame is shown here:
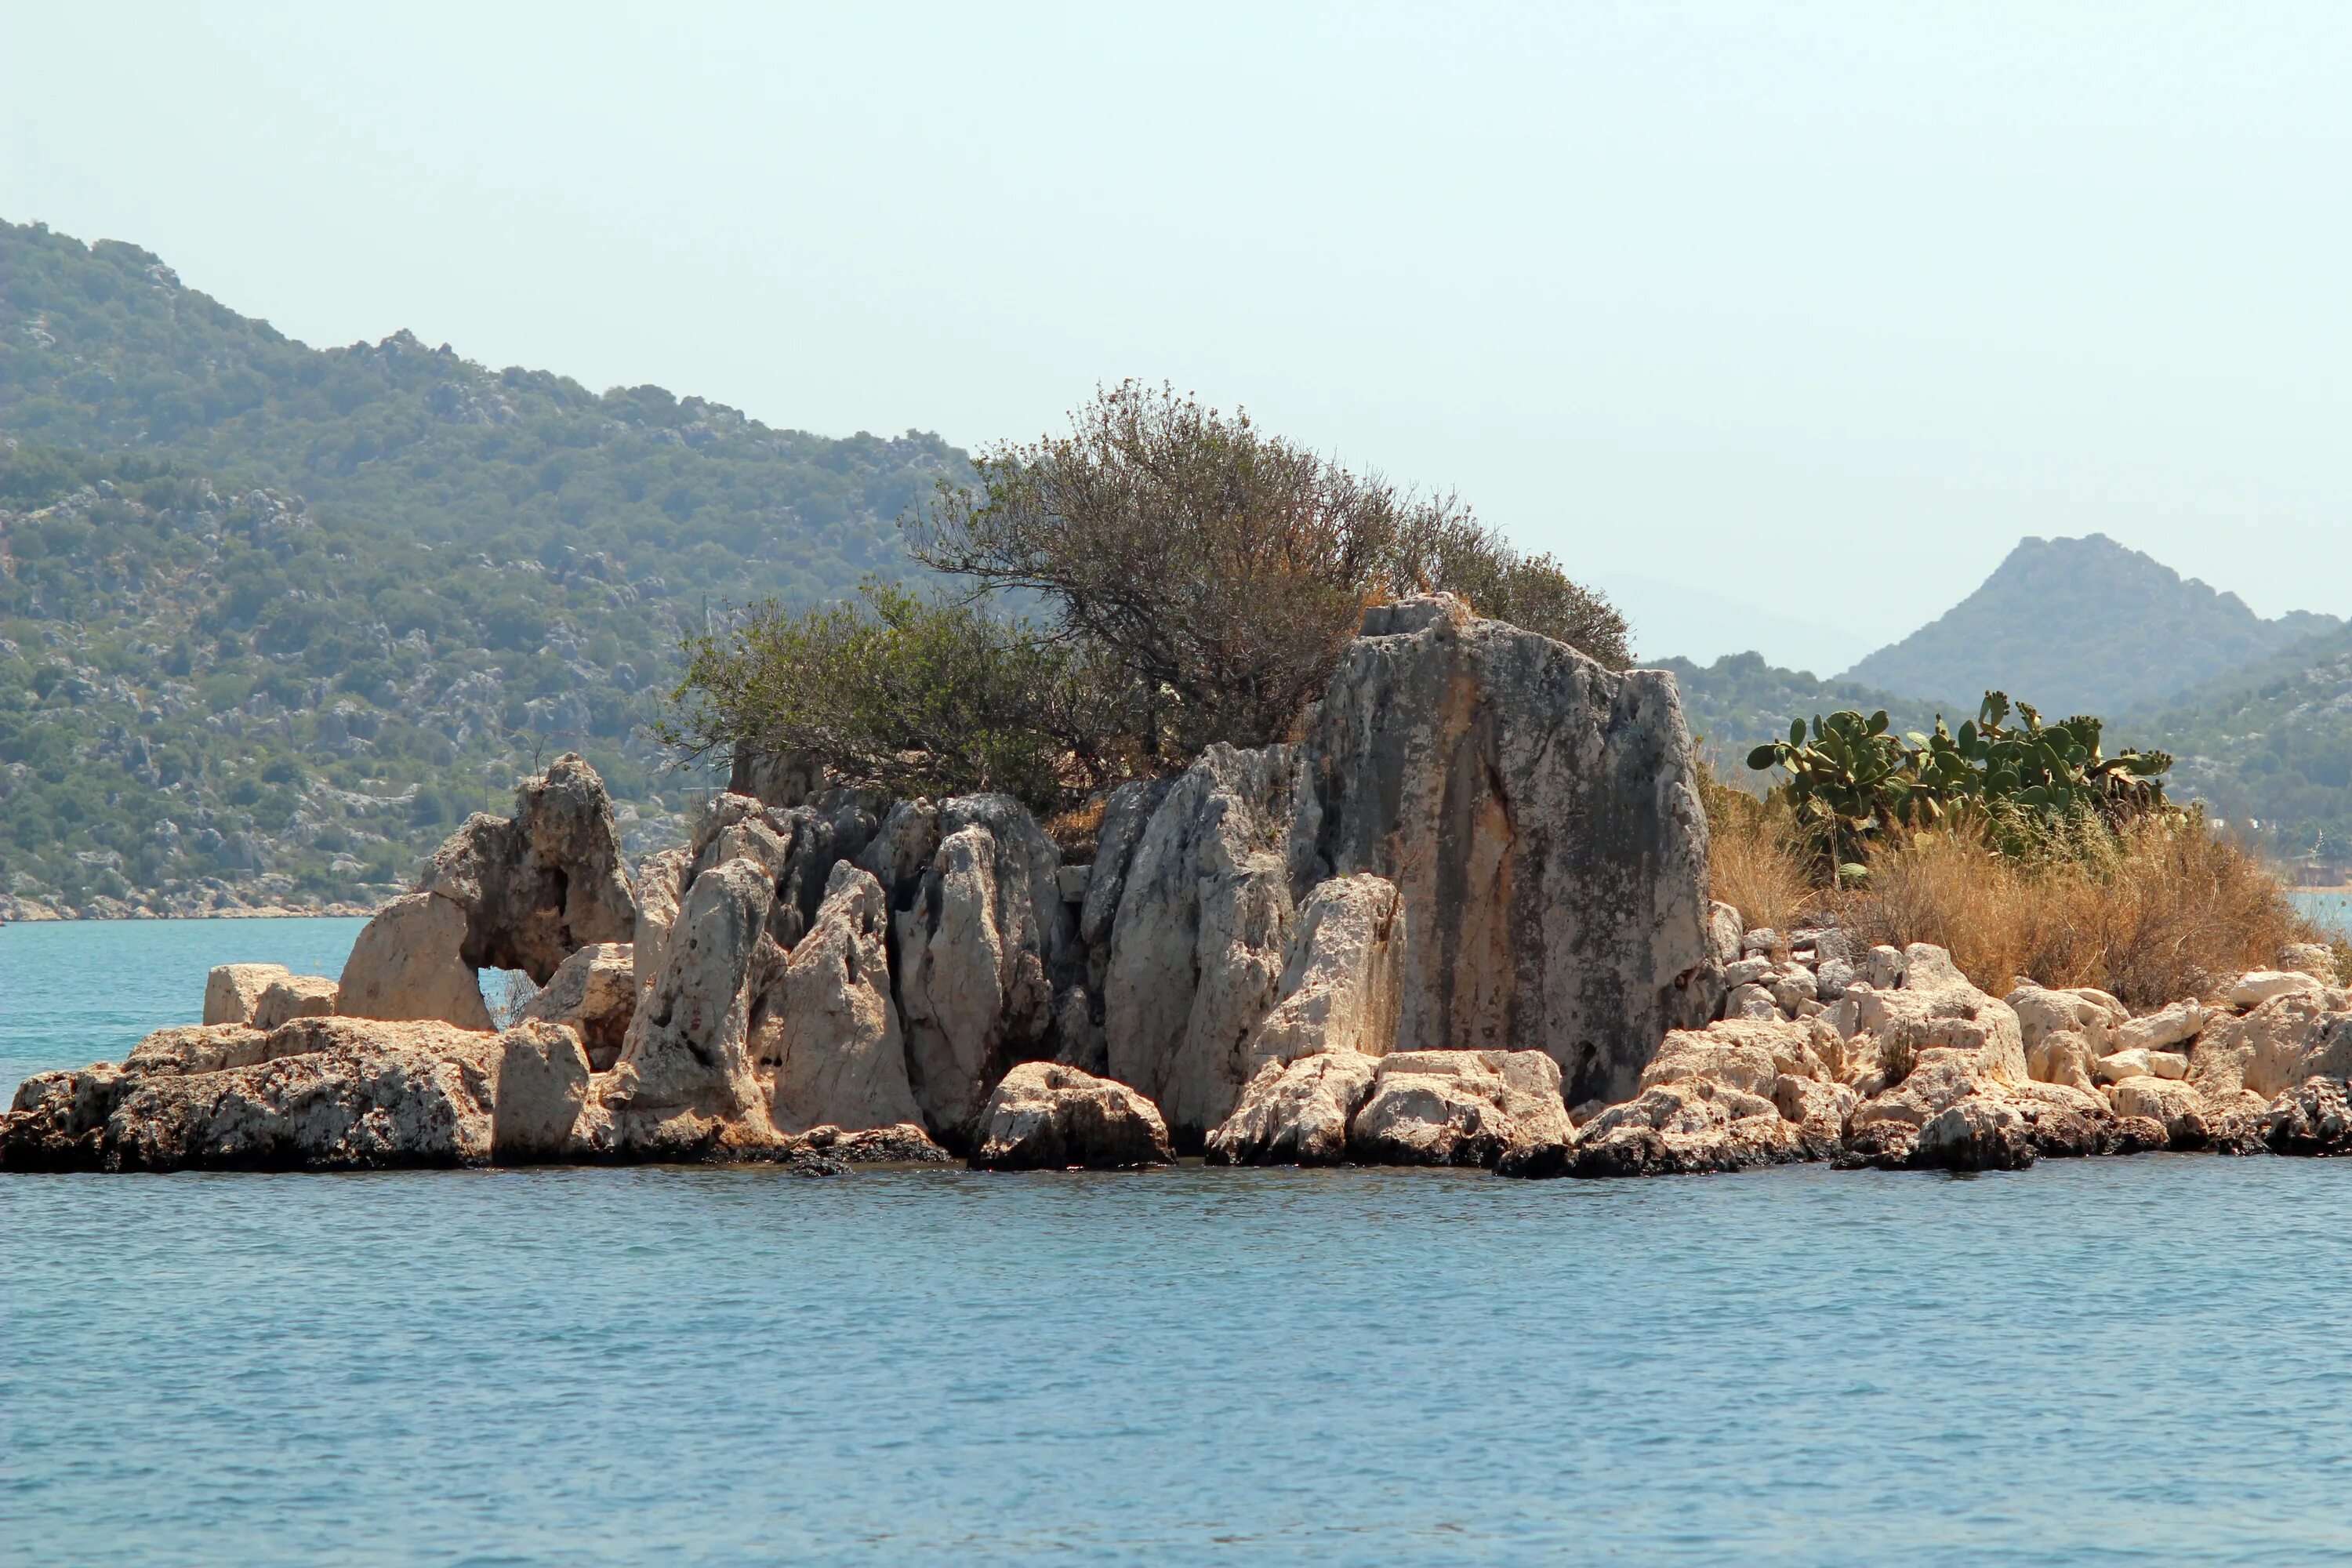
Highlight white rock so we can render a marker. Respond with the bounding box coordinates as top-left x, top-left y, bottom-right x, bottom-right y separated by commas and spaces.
202, 964, 292, 1026
2230, 971, 2327, 1011
1205, 1050, 1381, 1166
1244, 873, 1404, 1075
2115, 1000, 2206, 1053
521, 942, 637, 1070
758, 864, 921, 1135
1294, 594, 1716, 1108
1104, 745, 1298, 1140
252, 975, 339, 1030
2095, 1048, 2155, 1084
336, 892, 494, 1031
1346, 1049, 1569, 1169
971, 1062, 1172, 1170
